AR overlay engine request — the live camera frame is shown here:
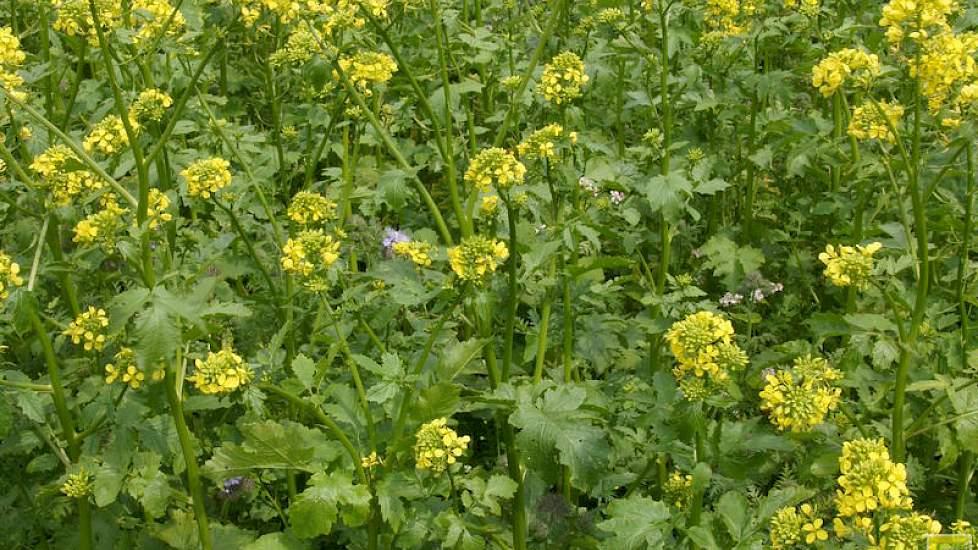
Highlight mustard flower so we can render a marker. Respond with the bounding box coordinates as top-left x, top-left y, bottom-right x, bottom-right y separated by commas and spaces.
145, 189, 173, 229
0, 26, 25, 101
811, 48, 881, 97
835, 438, 913, 518
104, 348, 148, 389
130, 89, 174, 123
30, 145, 105, 205
130, 0, 186, 44
182, 157, 232, 199
769, 506, 804, 549
73, 195, 128, 251
538, 51, 589, 105
392, 240, 434, 267
703, 0, 755, 39
480, 195, 500, 215
818, 242, 882, 289
447, 235, 509, 283
337, 51, 398, 96
784, 0, 819, 16
662, 471, 693, 509
53, 0, 123, 46
64, 306, 109, 351
464, 148, 526, 191
878, 512, 942, 549
848, 101, 904, 143
287, 191, 337, 225
911, 32, 978, 113
879, 0, 957, 45
414, 417, 471, 474
0, 250, 24, 303
666, 311, 748, 399
516, 124, 564, 161
271, 27, 319, 66
361, 451, 382, 470
280, 229, 341, 283
188, 346, 253, 394
759, 366, 842, 432
61, 470, 94, 498
18, 125, 31, 141
84, 115, 138, 157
